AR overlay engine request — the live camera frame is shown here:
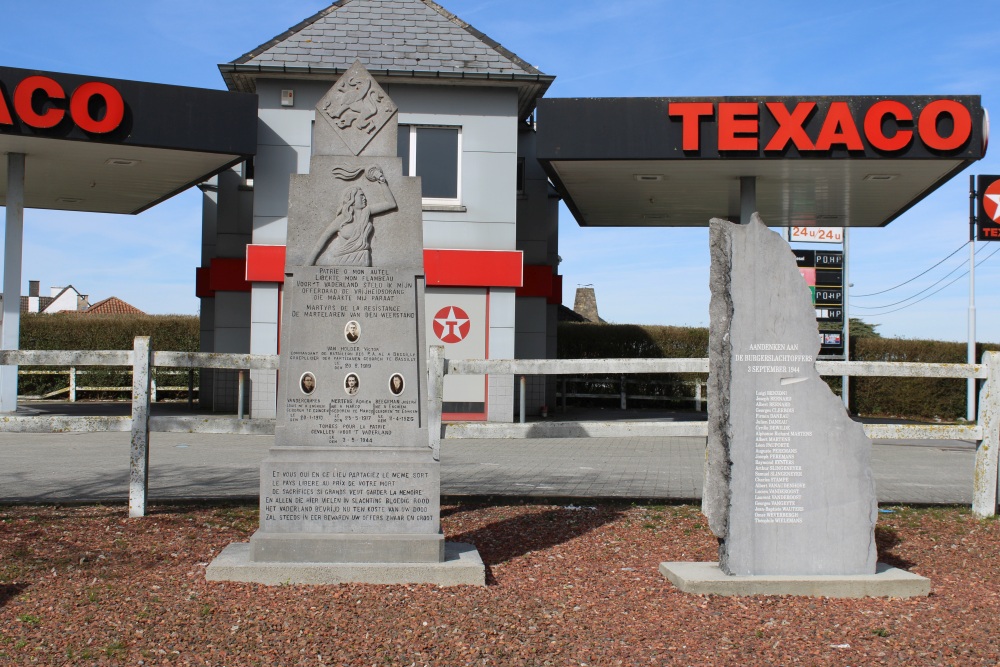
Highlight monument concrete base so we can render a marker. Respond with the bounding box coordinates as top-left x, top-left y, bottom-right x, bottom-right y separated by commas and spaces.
659, 561, 930, 598
206, 541, 486, 586
249, 531, 445, 563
